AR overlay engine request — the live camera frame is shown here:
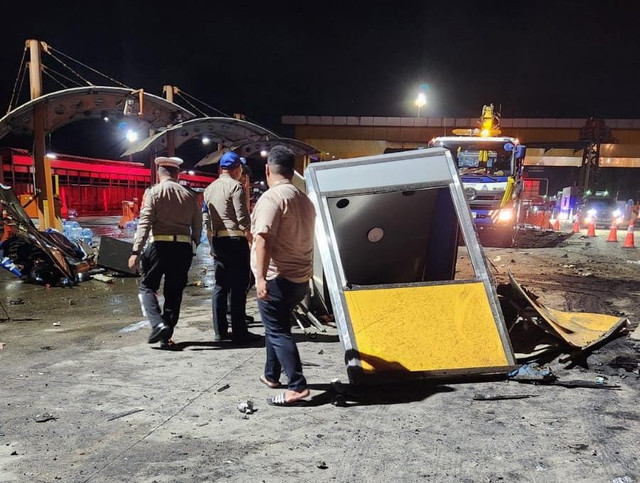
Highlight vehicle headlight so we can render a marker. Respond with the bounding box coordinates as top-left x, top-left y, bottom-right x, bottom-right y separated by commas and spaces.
613, 209, 621, 218
588, 209, 597, 216
498, 209, 514, 222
